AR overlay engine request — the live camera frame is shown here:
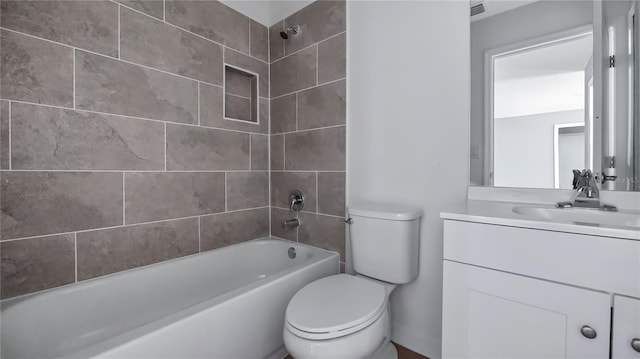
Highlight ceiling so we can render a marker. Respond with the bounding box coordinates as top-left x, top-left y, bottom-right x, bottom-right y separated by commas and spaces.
471, 0, 538, 23
220, 0, 313, 27
494, 35, 594, 118
495, 35, 593, 81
